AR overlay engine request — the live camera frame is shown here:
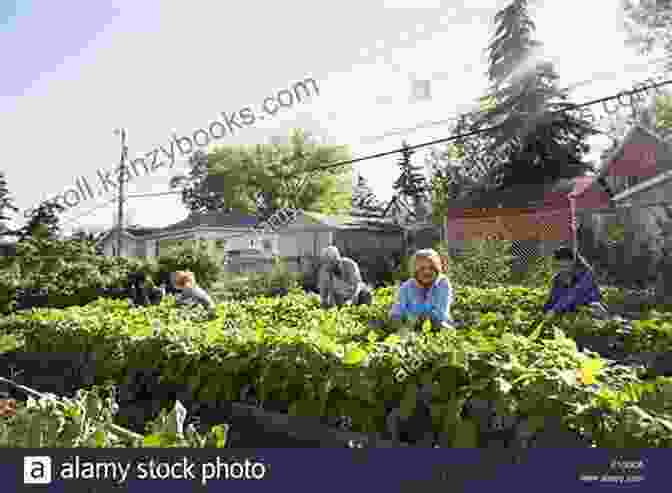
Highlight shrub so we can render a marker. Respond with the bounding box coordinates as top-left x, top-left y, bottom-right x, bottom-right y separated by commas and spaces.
437, 240, 514, 288
156, 241, 223, 290
431, 240, 554, 290
215, 259, 301, 300
0, 237, 157, 313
